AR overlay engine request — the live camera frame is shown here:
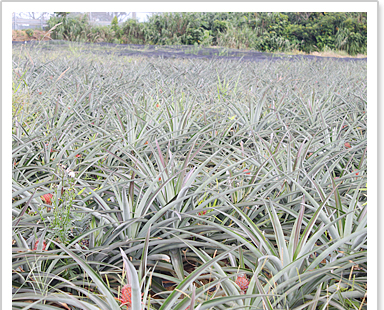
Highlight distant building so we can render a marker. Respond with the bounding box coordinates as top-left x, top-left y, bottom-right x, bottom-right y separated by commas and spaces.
12, 12, 156, 30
